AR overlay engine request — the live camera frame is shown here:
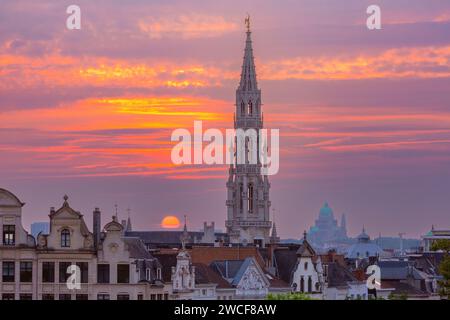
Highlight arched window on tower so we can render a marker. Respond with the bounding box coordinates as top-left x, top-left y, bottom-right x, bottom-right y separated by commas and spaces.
248, 100, 253, 115
248, 183, 254, 213
241, 101, 245, 115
